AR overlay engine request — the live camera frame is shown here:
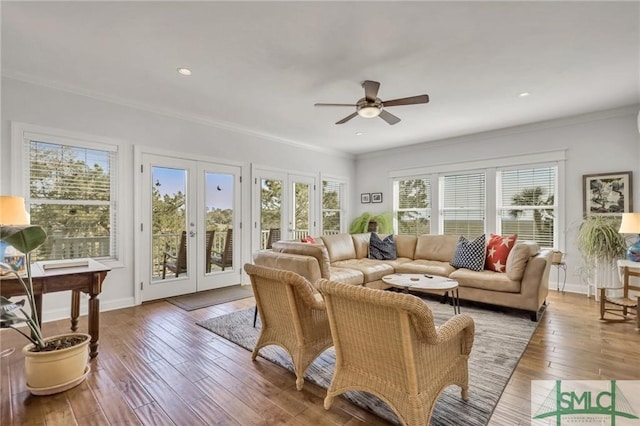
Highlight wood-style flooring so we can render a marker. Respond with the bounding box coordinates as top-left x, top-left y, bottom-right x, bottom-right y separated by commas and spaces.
1, 290, 639, 425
